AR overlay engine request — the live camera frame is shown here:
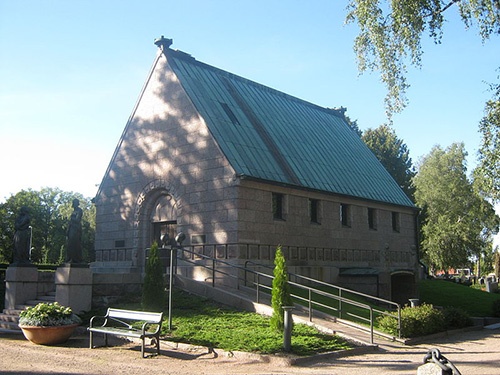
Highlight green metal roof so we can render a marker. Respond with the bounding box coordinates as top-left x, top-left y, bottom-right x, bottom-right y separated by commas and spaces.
164, 48, 415, 208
